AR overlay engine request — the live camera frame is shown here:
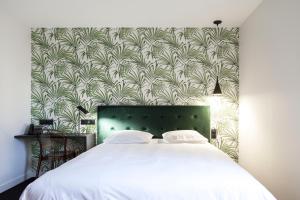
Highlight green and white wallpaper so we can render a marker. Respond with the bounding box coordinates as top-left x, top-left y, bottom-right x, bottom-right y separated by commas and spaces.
31, 28, 239, 160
